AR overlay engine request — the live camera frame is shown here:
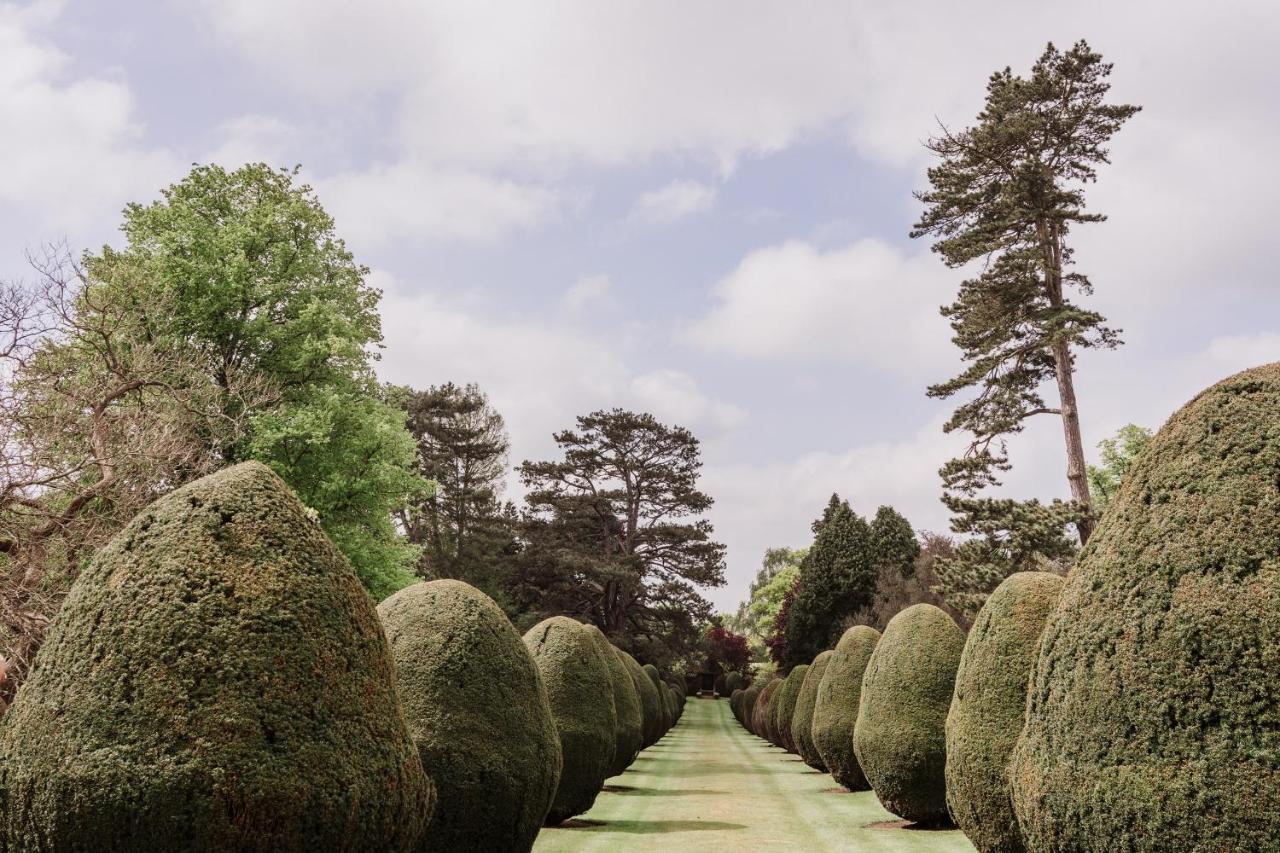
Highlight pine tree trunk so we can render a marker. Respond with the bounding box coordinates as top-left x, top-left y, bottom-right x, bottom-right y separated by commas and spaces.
1051, 338, 1095, 544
